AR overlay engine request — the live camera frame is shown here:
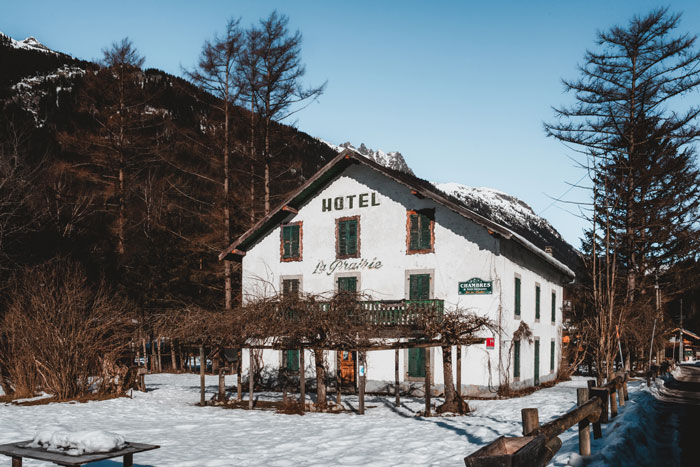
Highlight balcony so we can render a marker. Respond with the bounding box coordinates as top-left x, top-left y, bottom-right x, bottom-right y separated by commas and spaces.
304, 299, 444, 328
